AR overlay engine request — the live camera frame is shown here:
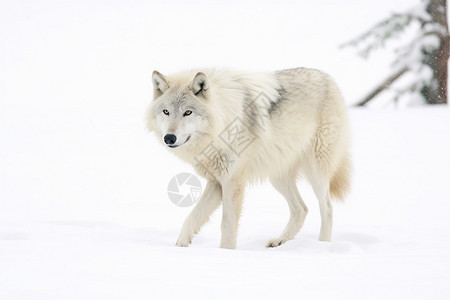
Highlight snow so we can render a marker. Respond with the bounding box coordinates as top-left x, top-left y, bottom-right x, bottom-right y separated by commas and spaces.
408, 0, 432, 22
2, 104, 450, 299
1, 1, 450, 299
